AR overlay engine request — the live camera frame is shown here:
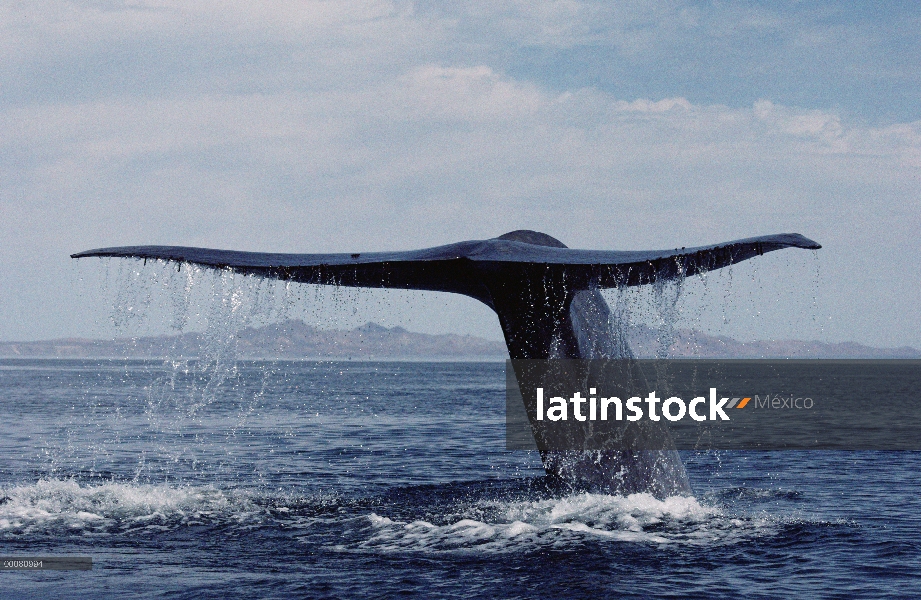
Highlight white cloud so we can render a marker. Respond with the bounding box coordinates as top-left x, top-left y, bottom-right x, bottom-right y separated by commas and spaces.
2, 61, 918, 245
389, 65, 543, 121
614, 97, 692, 113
